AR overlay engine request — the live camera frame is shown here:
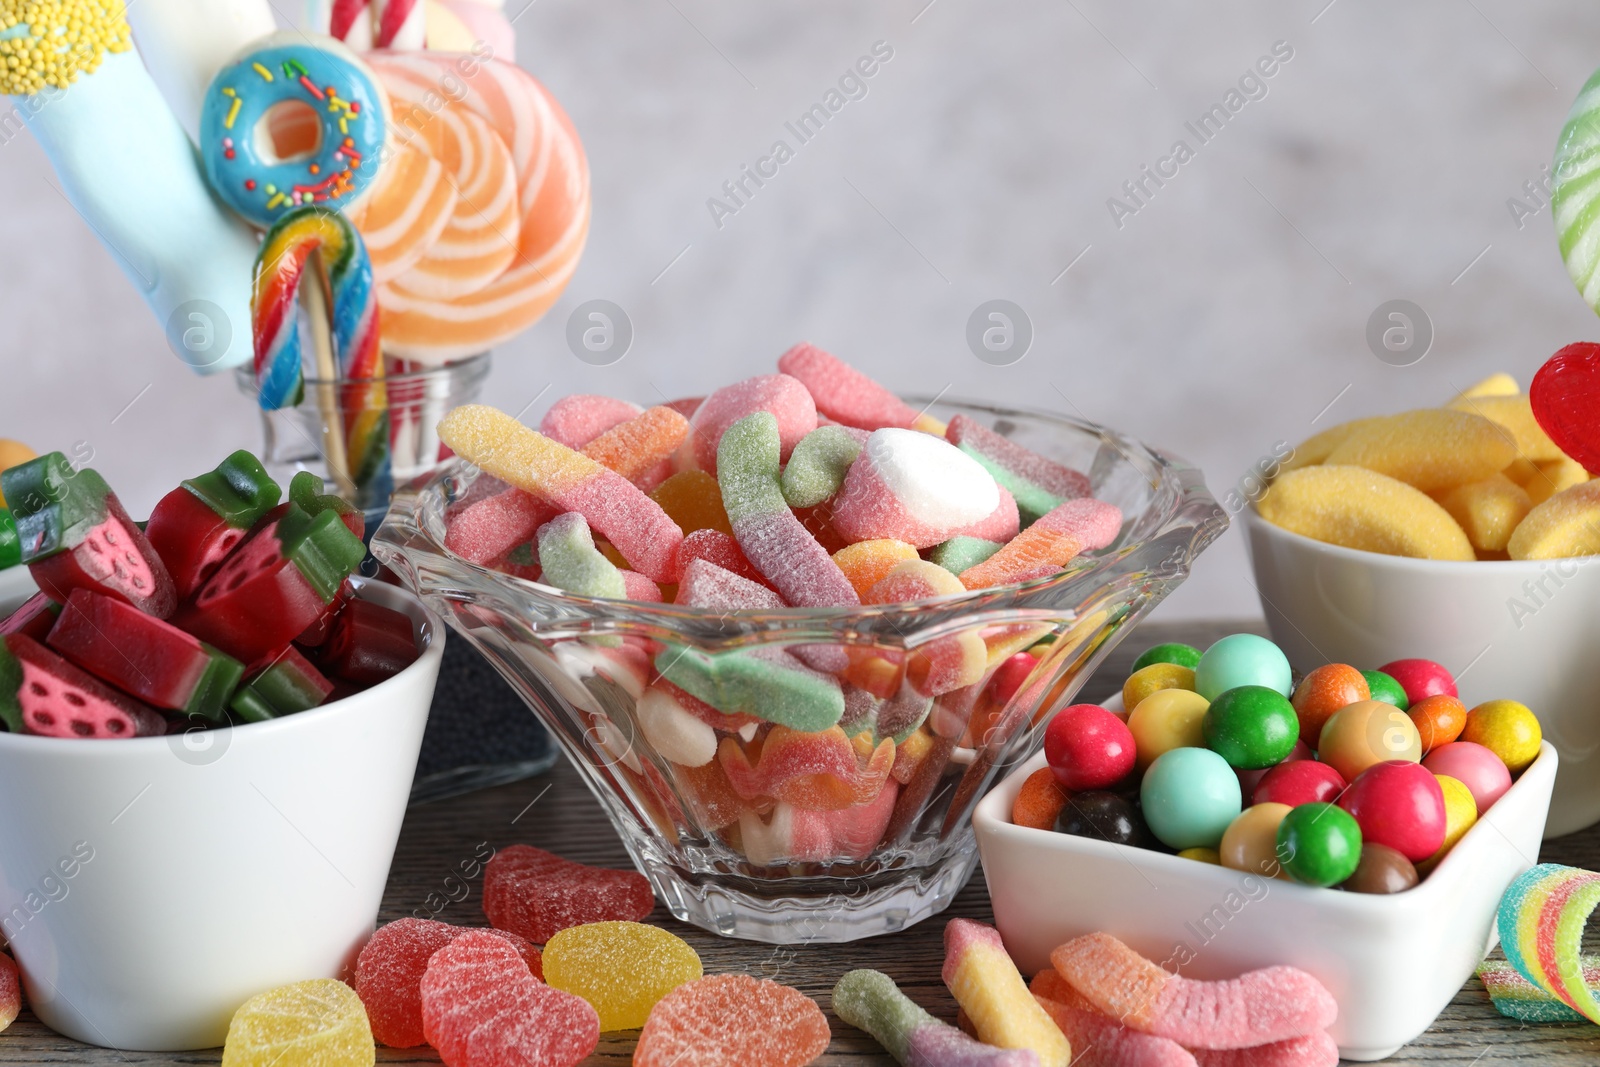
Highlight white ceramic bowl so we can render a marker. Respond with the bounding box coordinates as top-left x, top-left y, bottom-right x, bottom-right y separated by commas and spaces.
1244, 506, 1600, 837
974, 731, 1556, 1061
0, 565, 37, 616
0, 580, 443, 1051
